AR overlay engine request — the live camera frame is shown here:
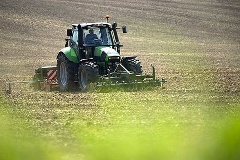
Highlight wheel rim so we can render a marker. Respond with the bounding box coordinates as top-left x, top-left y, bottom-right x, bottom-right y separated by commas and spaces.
81, 69, 87, 90
60, 62, 67, 86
